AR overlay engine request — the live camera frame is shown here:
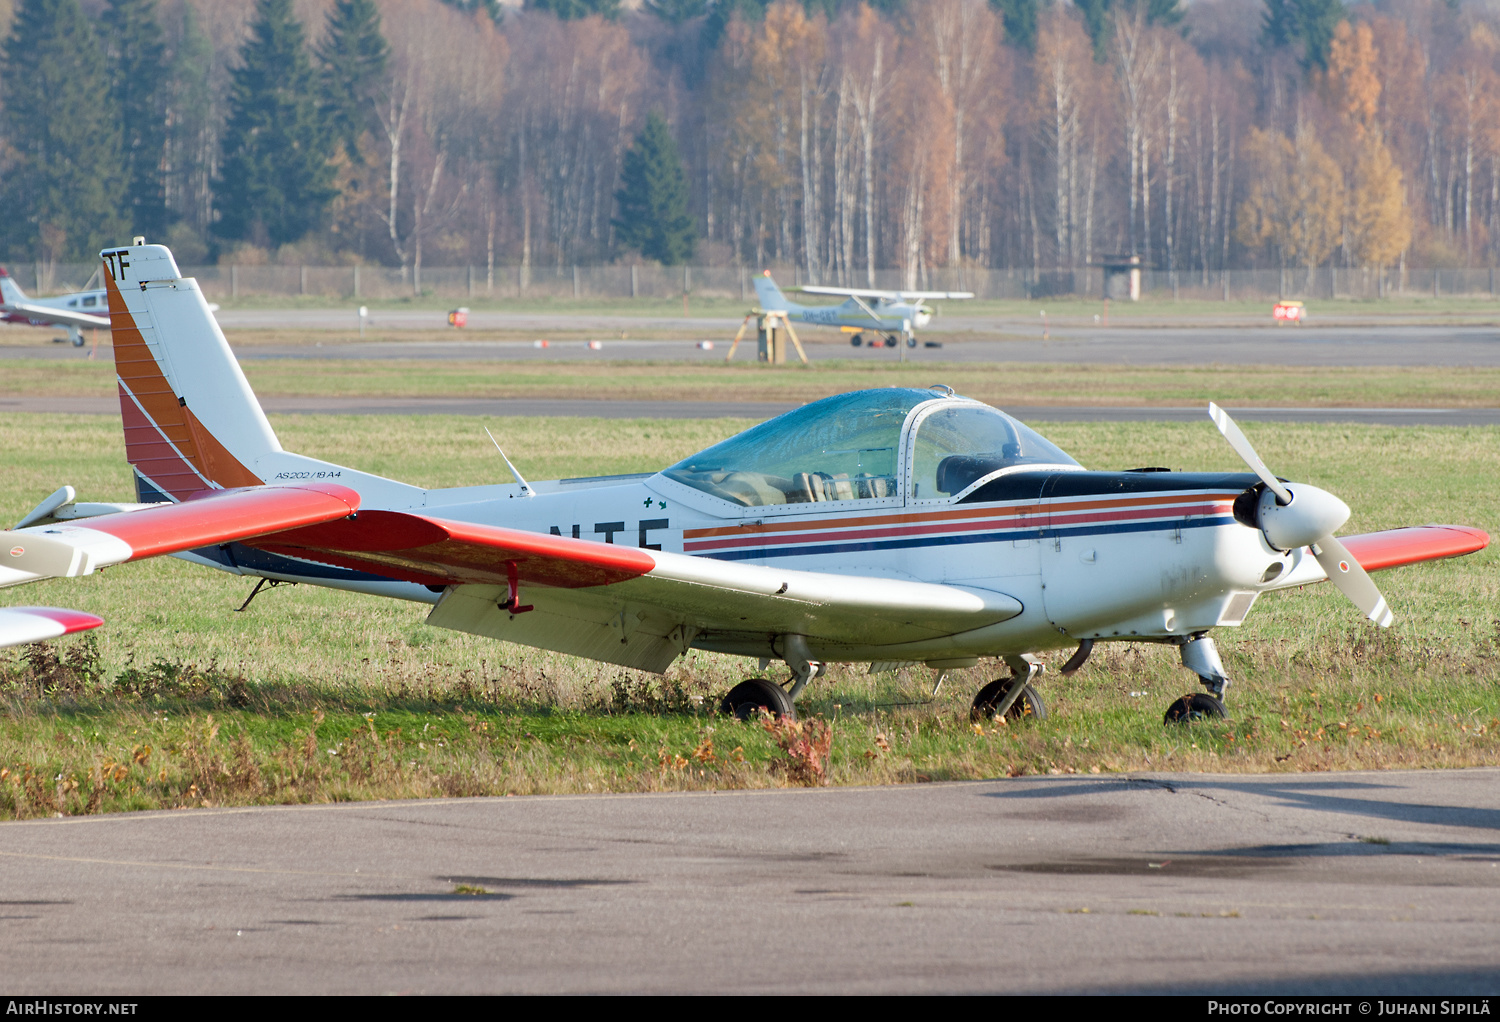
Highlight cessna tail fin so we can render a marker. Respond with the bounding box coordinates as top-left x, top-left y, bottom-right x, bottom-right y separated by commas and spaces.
103, 243, 280, 502
0, 267, 28, 307
752, 270, 791, 312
